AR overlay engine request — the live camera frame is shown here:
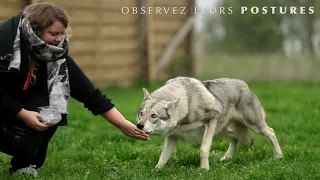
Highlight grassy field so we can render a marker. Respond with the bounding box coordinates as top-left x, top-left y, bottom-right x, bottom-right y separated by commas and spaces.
0, 82, 320, 180
200, 54, 320, 83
